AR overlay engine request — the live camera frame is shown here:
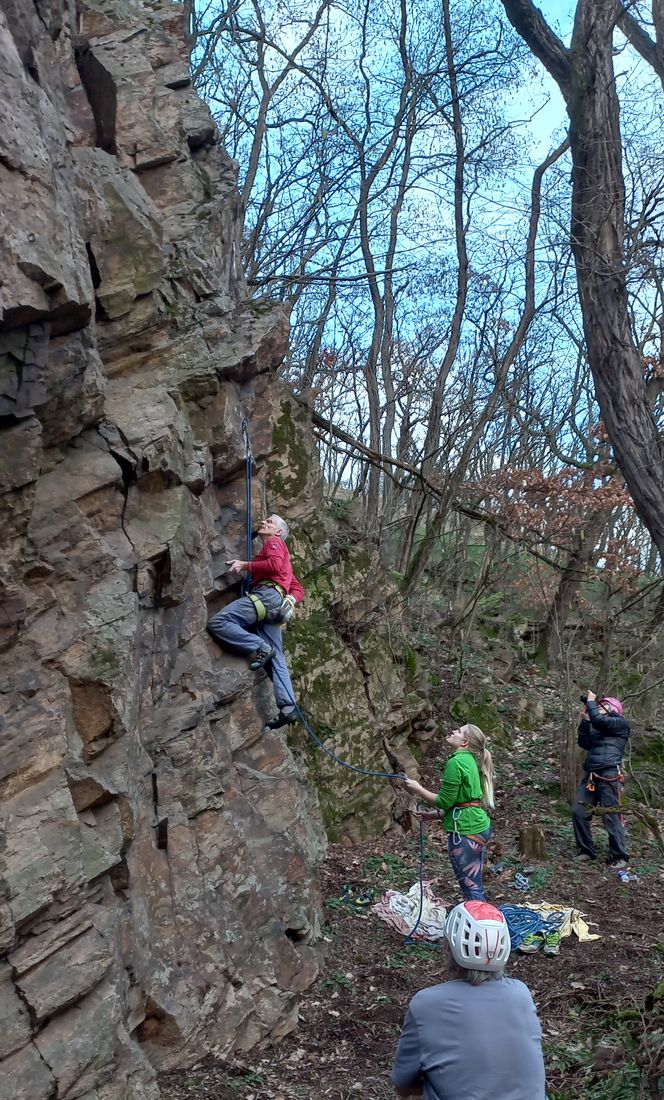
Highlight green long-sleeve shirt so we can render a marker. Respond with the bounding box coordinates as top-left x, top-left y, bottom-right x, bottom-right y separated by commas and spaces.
433, 750, 491, 834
